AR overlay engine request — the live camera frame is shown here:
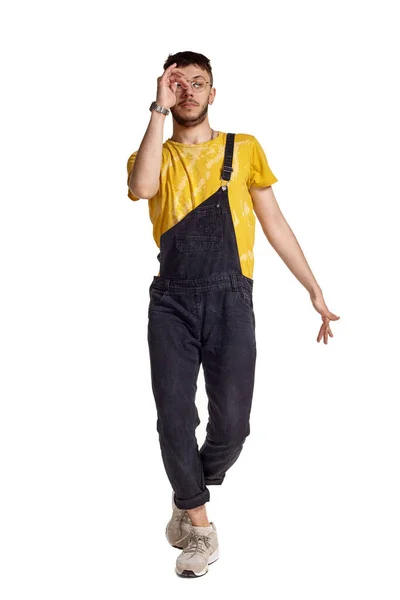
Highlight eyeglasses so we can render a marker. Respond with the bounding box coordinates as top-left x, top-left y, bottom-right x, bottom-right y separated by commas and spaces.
174, 77, 212, 93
